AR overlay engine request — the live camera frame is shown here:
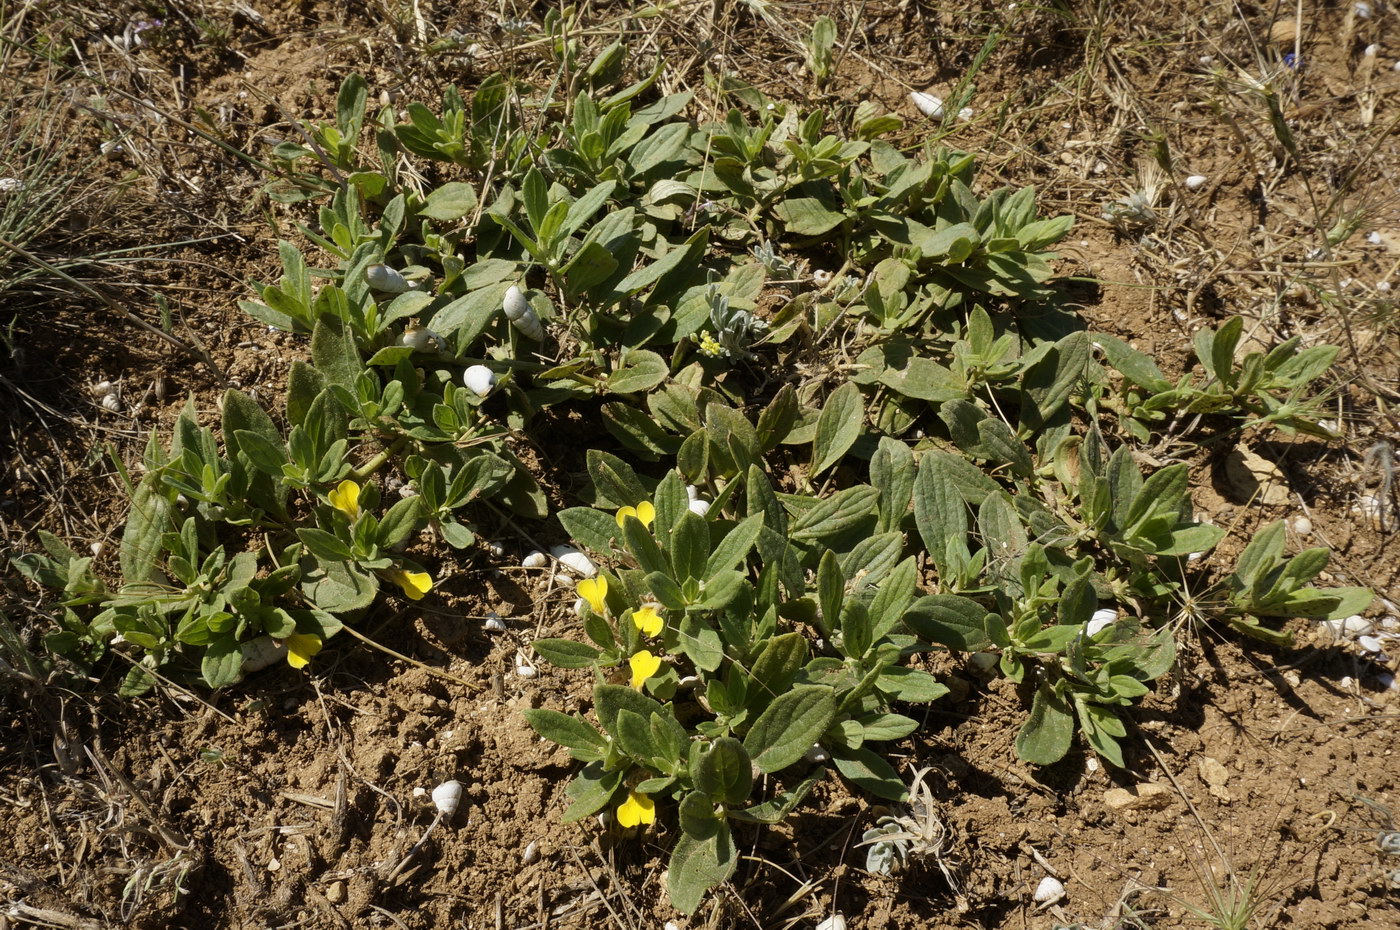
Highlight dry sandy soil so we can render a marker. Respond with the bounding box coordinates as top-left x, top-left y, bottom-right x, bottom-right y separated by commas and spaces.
2, 2, 1398, 928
